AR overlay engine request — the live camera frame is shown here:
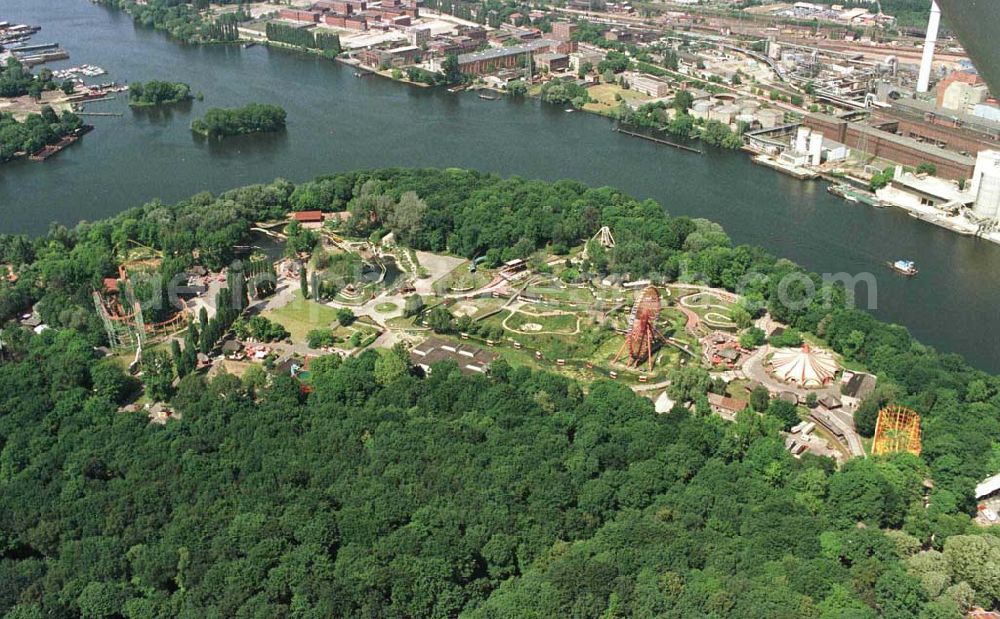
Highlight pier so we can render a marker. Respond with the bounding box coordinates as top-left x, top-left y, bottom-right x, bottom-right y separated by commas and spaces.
613, 127, 702, 154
